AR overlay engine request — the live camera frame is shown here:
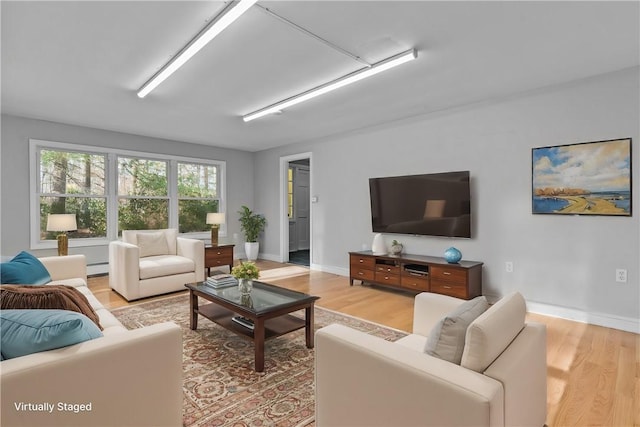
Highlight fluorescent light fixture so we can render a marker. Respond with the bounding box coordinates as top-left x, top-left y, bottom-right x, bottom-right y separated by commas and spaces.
243, 48, 417, 122
137, 0, 257, 98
